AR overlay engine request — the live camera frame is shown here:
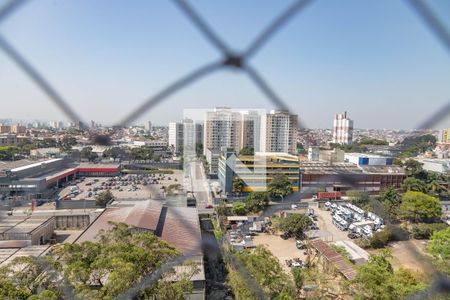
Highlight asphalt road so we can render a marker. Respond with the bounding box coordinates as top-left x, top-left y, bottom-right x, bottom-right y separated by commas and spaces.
186, 160, 212, 208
